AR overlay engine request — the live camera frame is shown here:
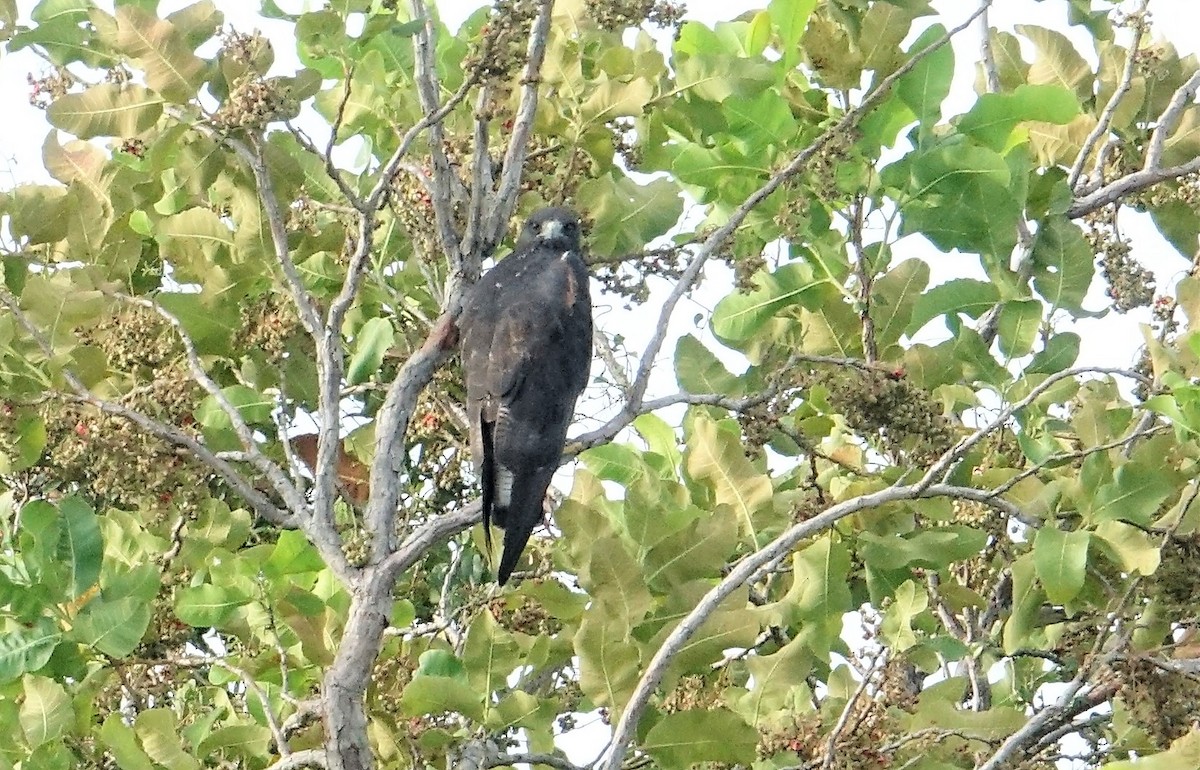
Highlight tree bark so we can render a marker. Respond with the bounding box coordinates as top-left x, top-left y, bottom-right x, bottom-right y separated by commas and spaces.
322, 567, 393, 770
